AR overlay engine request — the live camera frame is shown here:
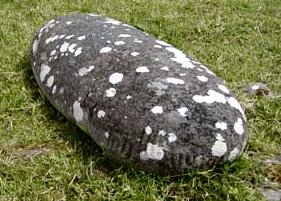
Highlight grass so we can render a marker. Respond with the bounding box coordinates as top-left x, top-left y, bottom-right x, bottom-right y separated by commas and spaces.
0, 0, 280, 200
